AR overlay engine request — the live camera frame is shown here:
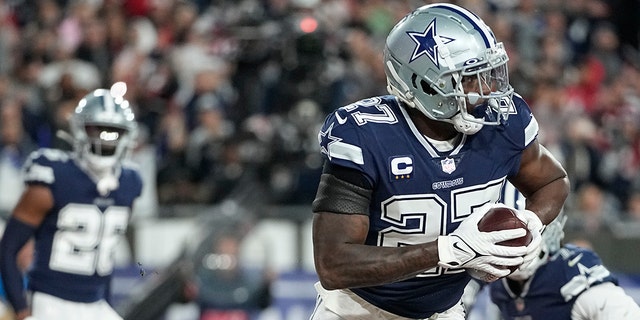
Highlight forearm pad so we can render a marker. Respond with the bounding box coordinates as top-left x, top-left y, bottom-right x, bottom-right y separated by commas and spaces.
0, 217, 35, 312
